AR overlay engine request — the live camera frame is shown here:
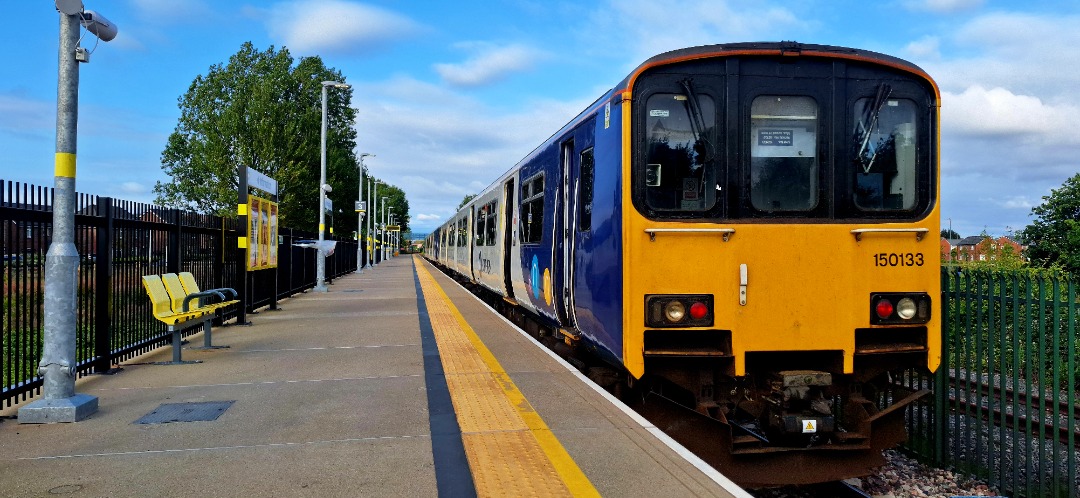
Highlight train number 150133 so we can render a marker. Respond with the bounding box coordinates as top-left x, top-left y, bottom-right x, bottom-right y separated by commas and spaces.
874, 253, 925, 267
